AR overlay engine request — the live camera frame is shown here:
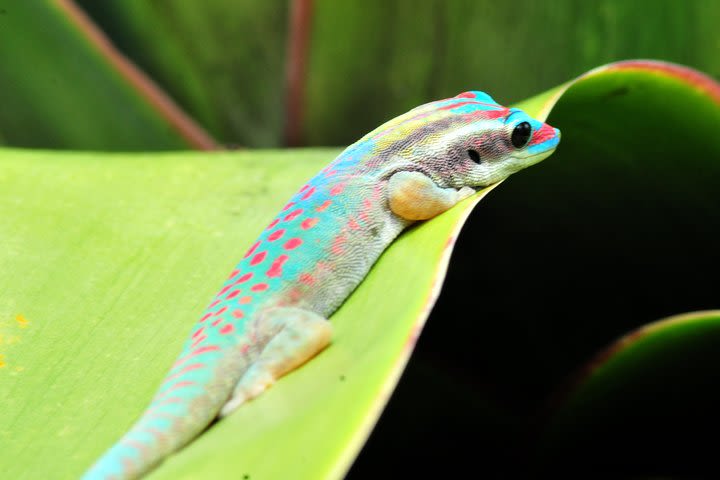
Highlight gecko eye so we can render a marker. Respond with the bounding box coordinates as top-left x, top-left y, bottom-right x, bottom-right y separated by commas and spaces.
511, 122, 532, 148
467, 149, 481, 164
